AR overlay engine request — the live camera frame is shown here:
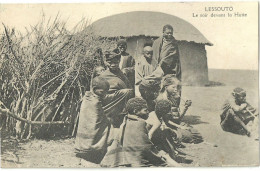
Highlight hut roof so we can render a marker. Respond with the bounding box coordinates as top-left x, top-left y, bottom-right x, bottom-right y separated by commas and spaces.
89, 11, 213, 46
